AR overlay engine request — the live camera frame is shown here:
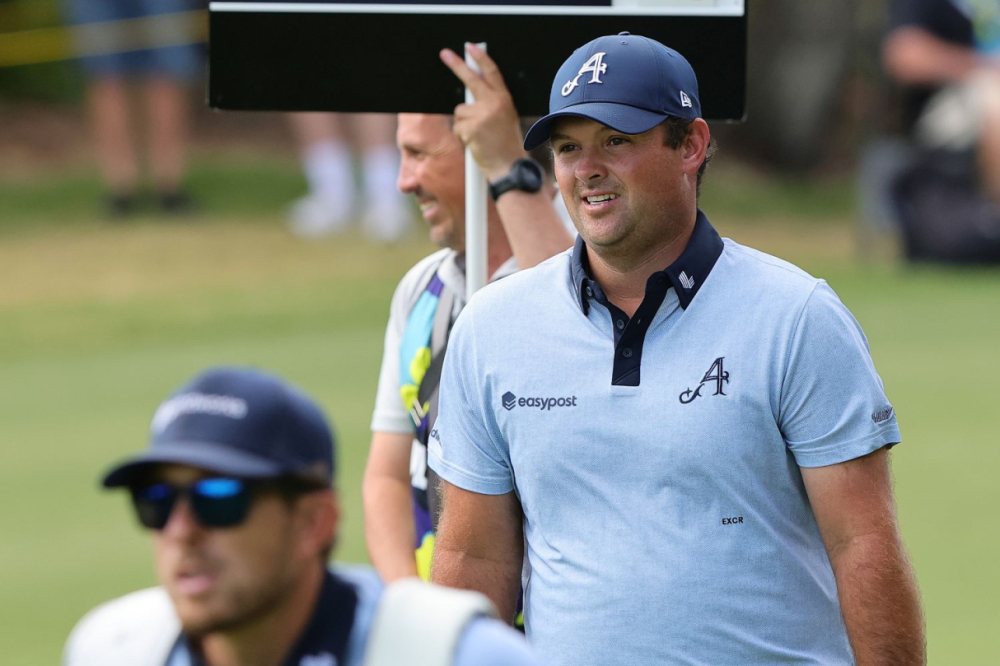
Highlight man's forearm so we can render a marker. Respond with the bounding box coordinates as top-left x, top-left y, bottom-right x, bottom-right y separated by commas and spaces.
831, 530, 925, 665
363, 475, 418, 582
431, 542, 522, 623
883, 27, 981, 86
432, 482, 525, 623
496, 186, 574, 269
